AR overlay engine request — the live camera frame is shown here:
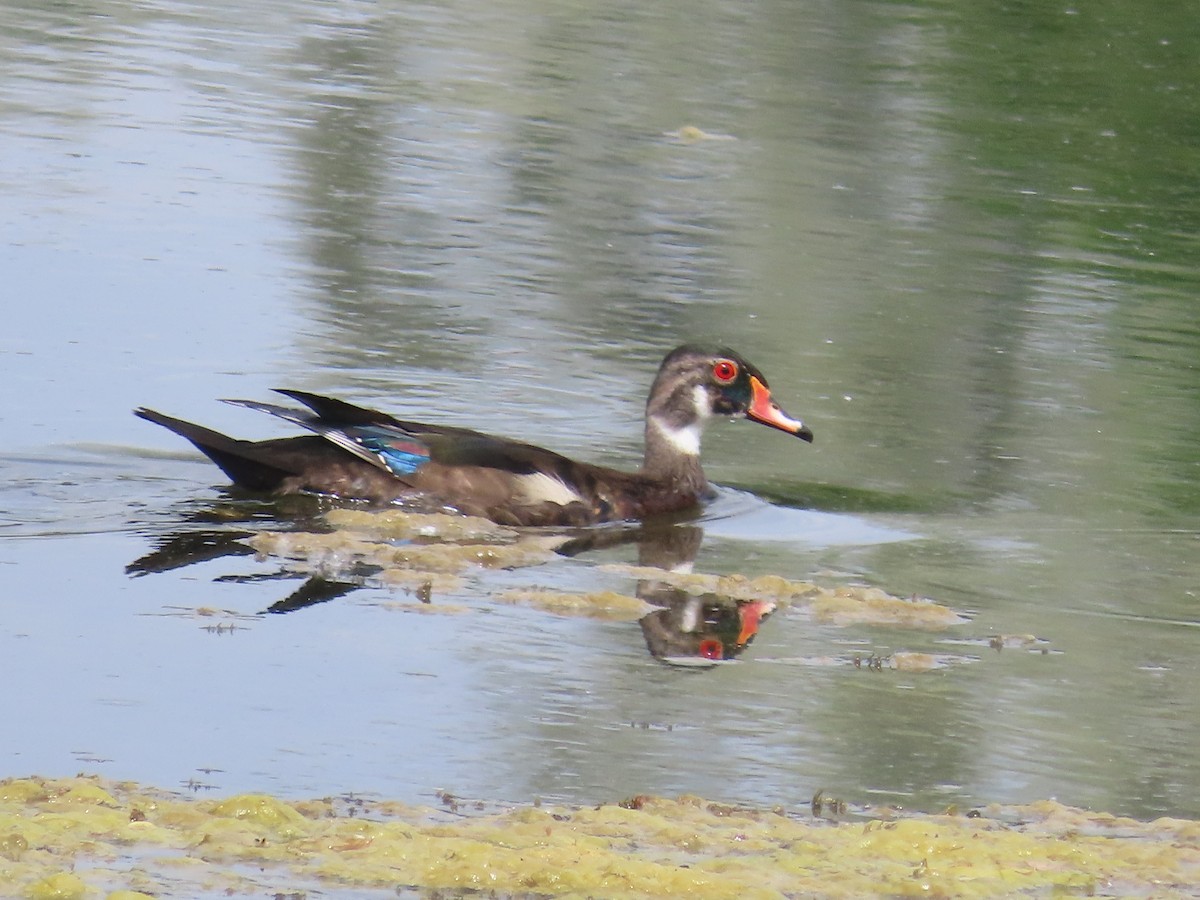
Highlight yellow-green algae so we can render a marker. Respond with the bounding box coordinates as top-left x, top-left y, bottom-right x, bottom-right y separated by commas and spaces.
324, 508, 520, 543
601, 565, 968, 629
664, 125, 739, 143
249, 520, 558, 575
243, 511, 968, 630
496, 588, 655, 620
2, 776, 1197, 899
